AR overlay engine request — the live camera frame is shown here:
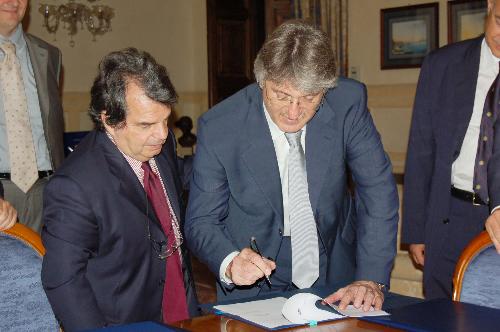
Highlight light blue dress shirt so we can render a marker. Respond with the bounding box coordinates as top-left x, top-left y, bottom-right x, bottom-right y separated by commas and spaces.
0, 25, 52, 172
